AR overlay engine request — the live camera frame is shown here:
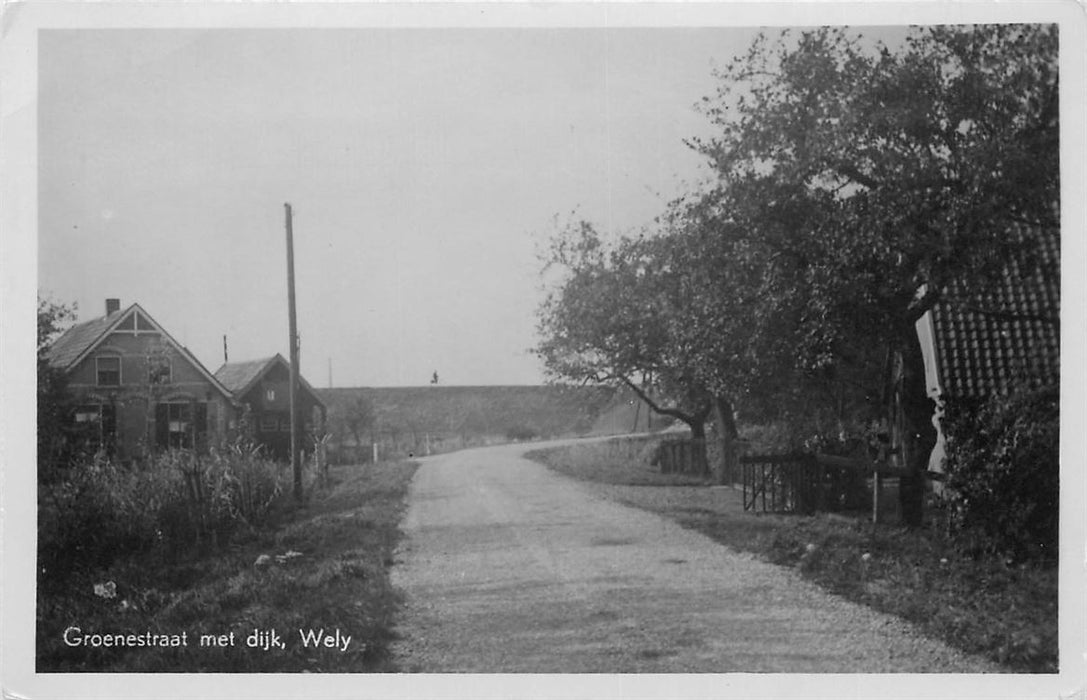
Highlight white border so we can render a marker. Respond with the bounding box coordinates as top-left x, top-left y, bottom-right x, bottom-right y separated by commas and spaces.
3, 3, 1084, 699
